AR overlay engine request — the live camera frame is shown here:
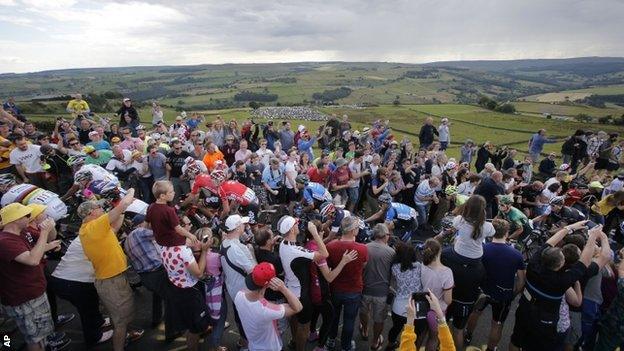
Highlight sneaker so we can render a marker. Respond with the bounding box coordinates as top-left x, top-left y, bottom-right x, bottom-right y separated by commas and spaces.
101, 317, 111, 328
464, 331, 472, 346
55, 313, 75, 328
308, 330, 319, 342
125, 329, 144, 345
326, 338, 335, 349
97, 330, 114, 344
47, 332, 66, 343
46, 336, 71, 351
